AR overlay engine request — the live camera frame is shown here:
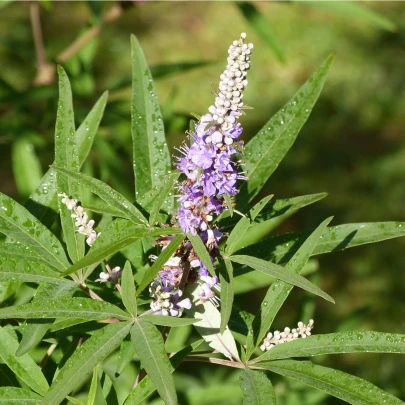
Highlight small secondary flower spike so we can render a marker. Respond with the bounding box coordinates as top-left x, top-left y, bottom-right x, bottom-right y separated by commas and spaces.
149, 33, 253, 314
260, 320, 315, 351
